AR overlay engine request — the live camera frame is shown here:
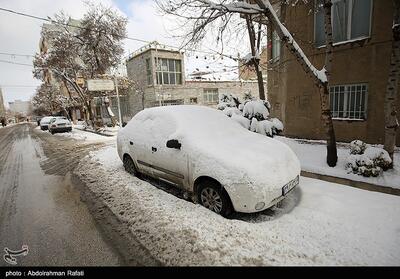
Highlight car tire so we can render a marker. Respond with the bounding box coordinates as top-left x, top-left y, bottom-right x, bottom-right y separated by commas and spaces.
197, 180, 233, 217
123, 155, 138, 176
